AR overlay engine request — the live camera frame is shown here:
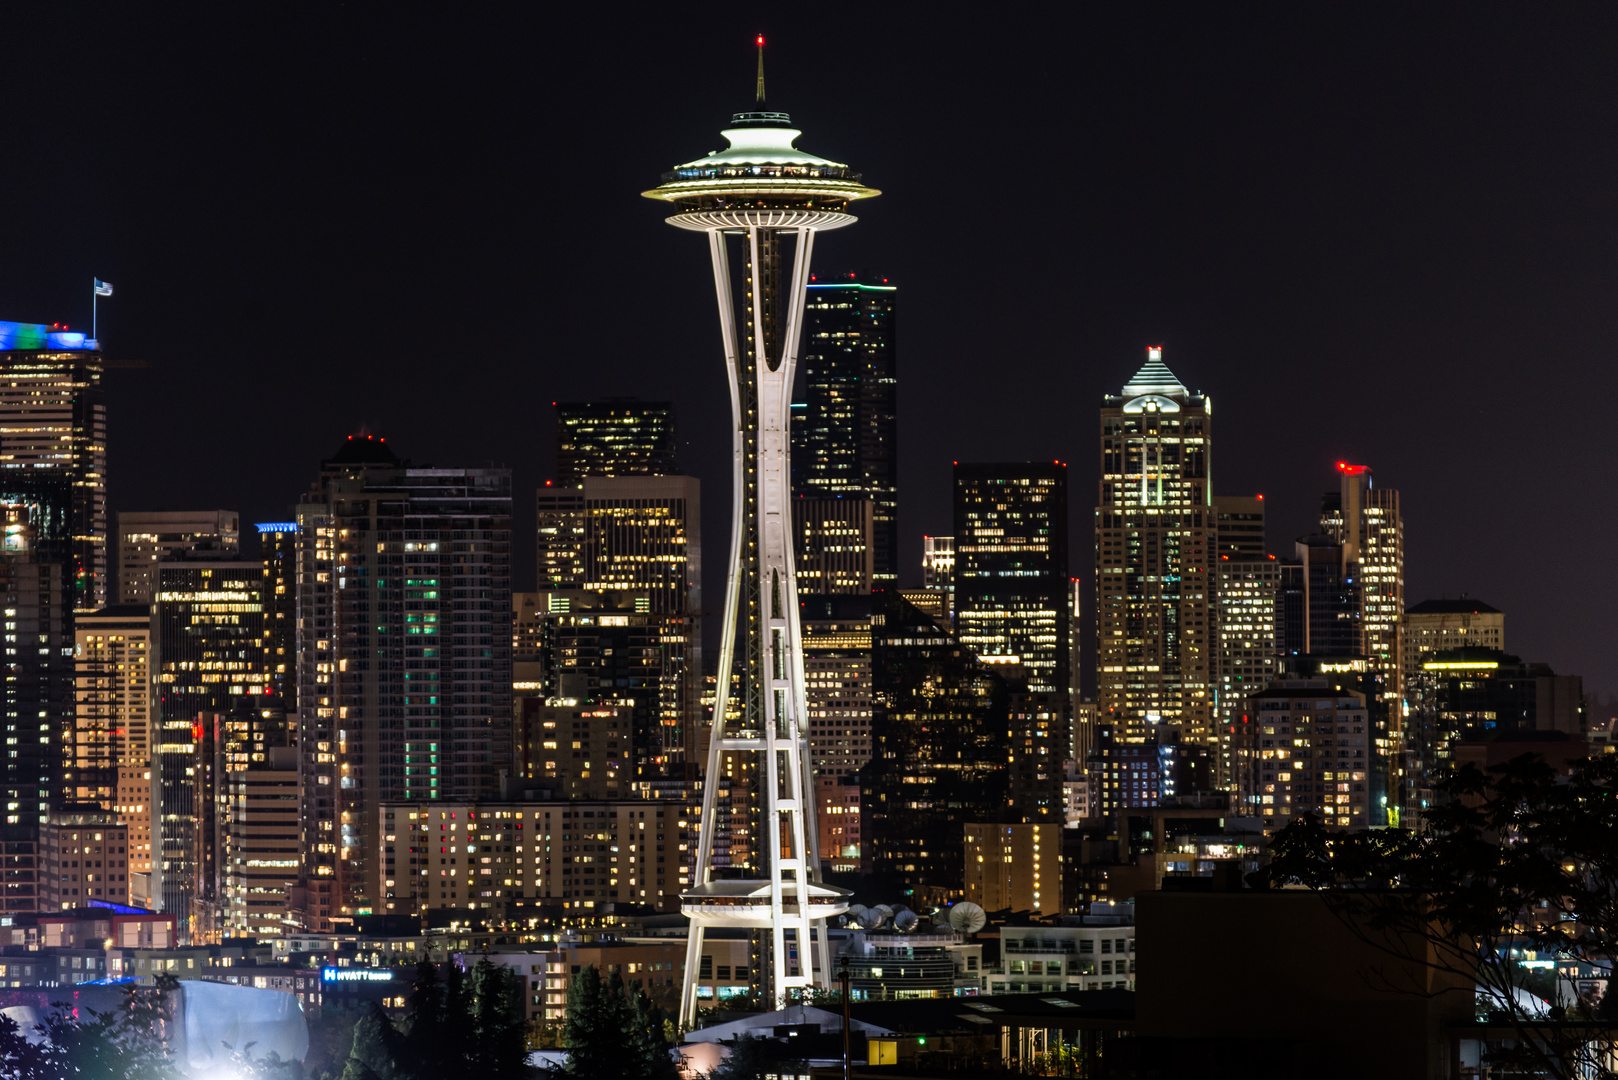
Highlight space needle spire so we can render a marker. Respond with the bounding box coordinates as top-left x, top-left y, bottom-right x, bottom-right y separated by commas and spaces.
645, 38, 879, 1024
